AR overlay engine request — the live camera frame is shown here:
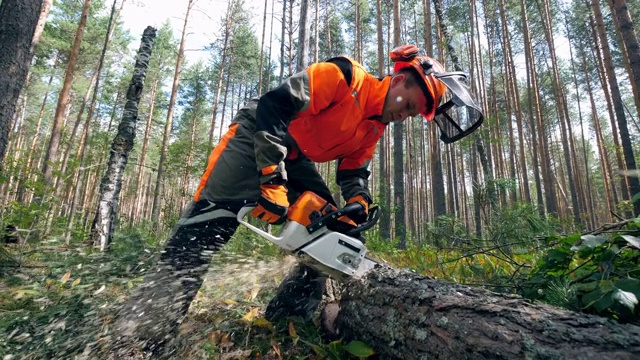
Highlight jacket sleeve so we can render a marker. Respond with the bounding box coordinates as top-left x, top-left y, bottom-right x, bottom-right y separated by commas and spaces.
254, 62, 350, 184
336, 142, 377, 204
